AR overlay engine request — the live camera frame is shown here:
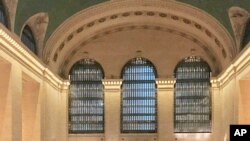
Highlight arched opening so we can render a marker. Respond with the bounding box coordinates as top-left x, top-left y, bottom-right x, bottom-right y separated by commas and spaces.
69, 58, 104, 133
174, 56, 212, 133
121, 57, 157, 133
21, 25, 37, 54
0, 0, 8, 28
